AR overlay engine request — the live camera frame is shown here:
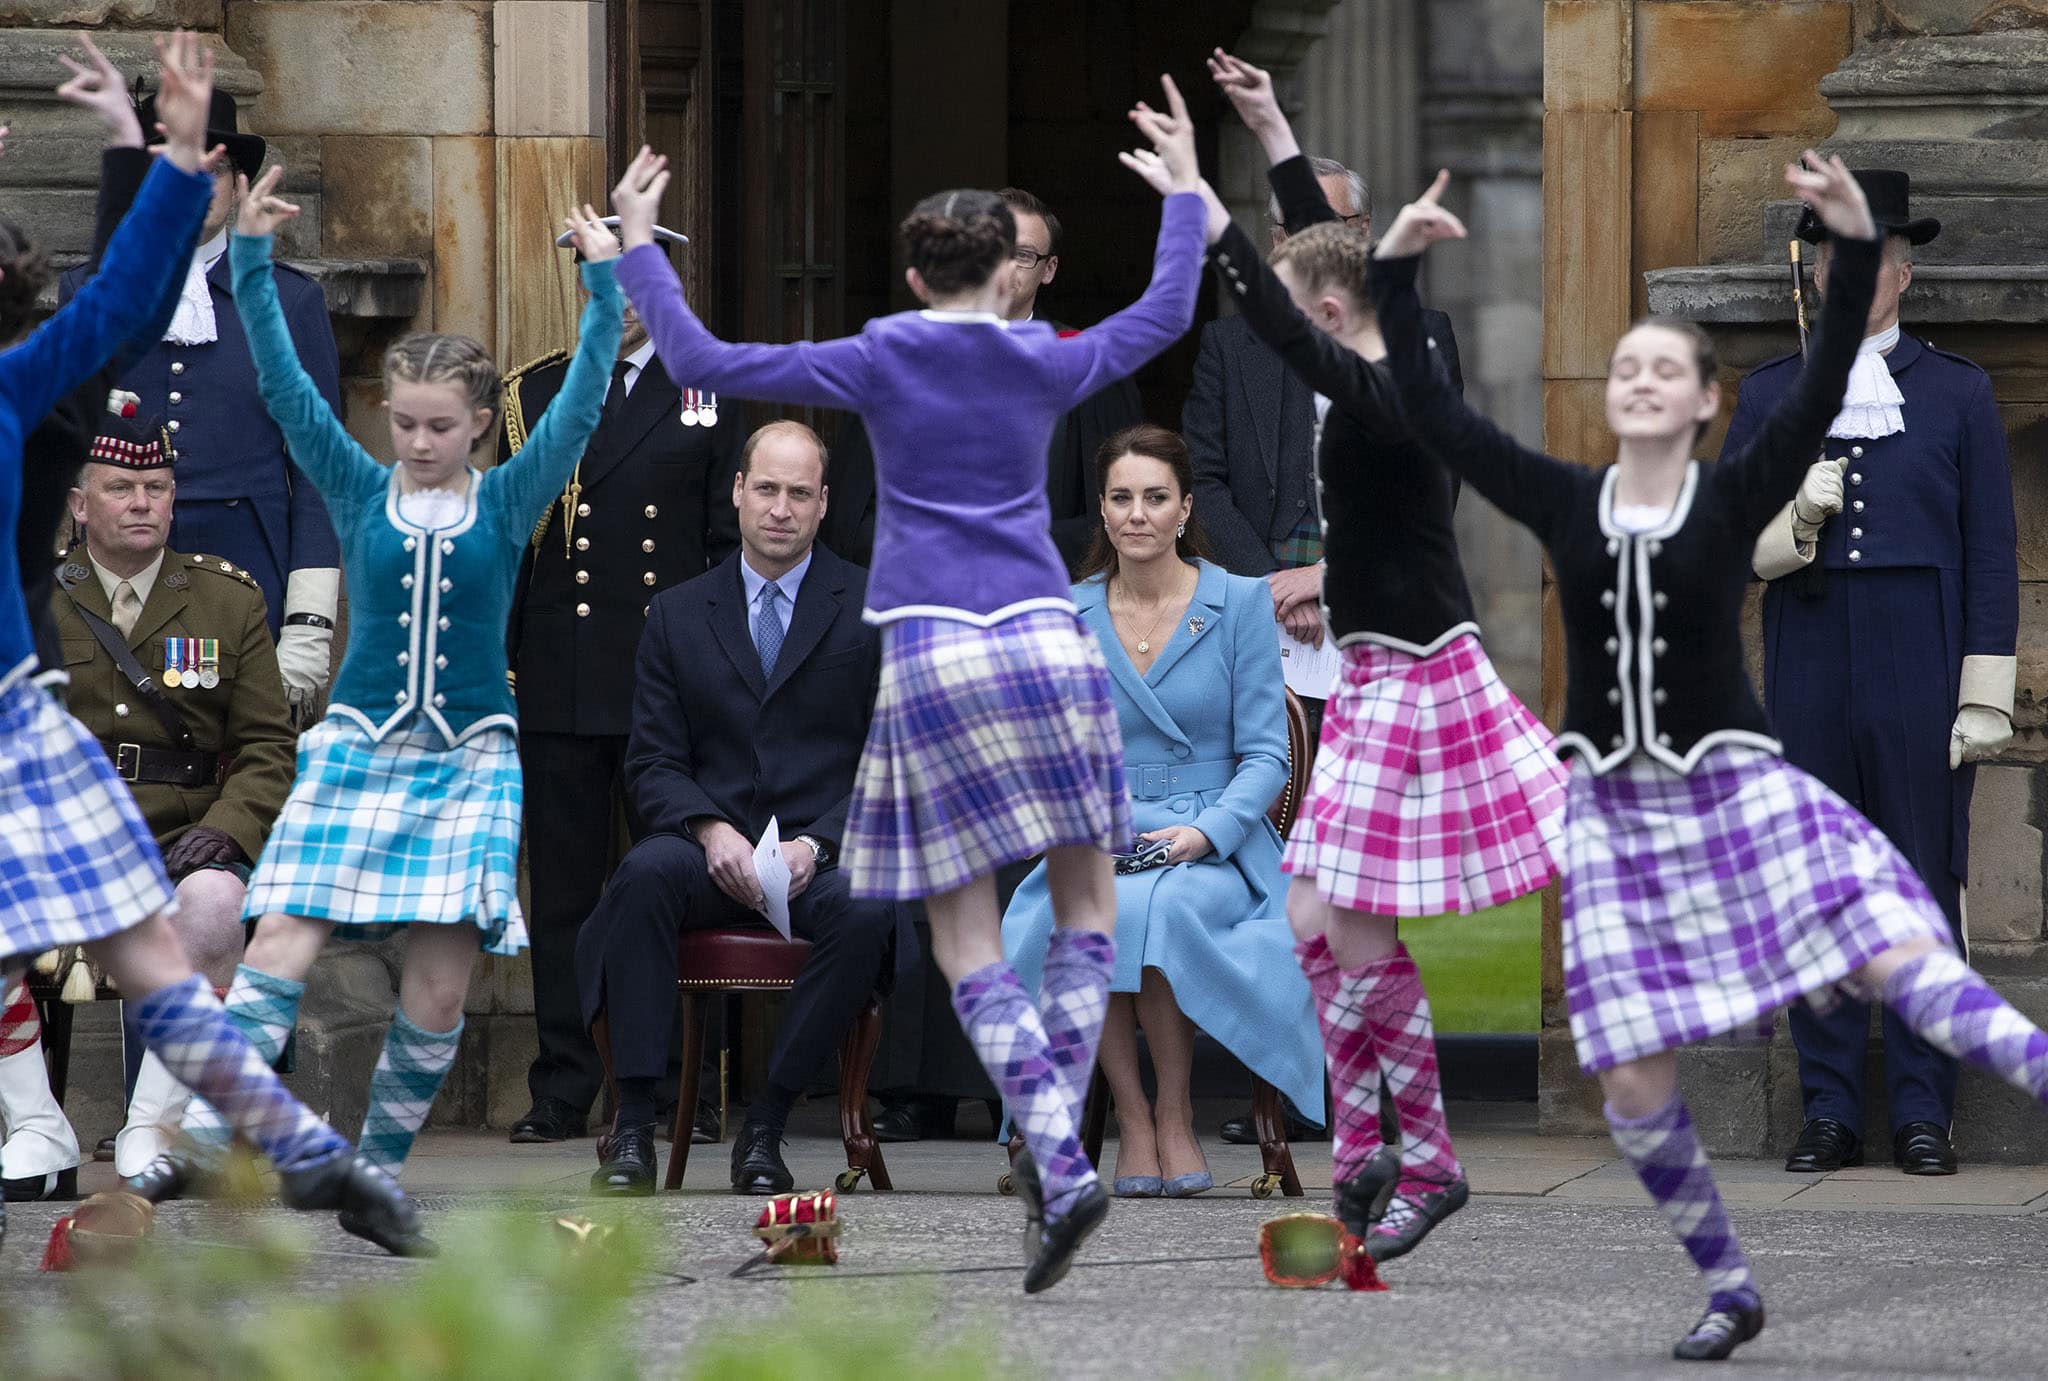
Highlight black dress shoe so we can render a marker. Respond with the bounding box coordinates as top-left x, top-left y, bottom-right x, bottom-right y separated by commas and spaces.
872, 1102, 925, 1143
509, 1096, 585, 1144
94, 1136, 115, 1163
2, 1165, 79, 1202
691, 1103, 721, 1145
591, 1123, 656, 1196
1672, 1295, 1766, 1361
283, 1151, 434, 1258
1219, 1109, 1324, 1145
1893, 1121, 1958, 1176
1784, 1117, 1863, 1172
1023, 1181, 1109, 1294
730, 1121, 794, 1195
